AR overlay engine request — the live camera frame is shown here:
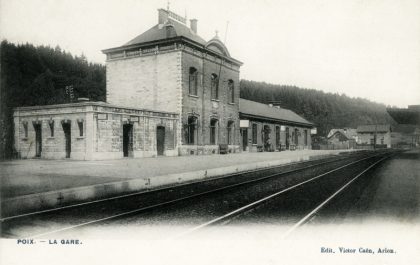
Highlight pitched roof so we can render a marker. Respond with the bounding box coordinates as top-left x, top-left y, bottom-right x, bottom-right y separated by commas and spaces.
239, 99, 313, 127
357, 124, 391, 133
327, 128, 357, 139
124, 19, 207, 47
